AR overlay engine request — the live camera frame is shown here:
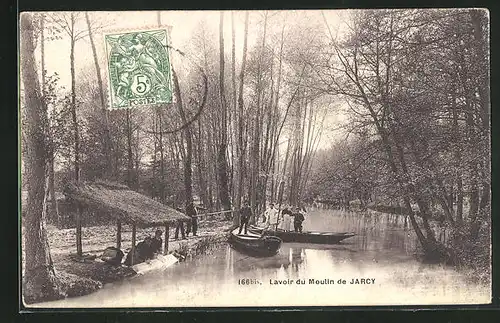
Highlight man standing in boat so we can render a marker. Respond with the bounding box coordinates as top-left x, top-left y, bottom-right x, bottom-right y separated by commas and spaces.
293, 206, 305, 233
238, 201, 252, 235
265, 203, 280, 231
